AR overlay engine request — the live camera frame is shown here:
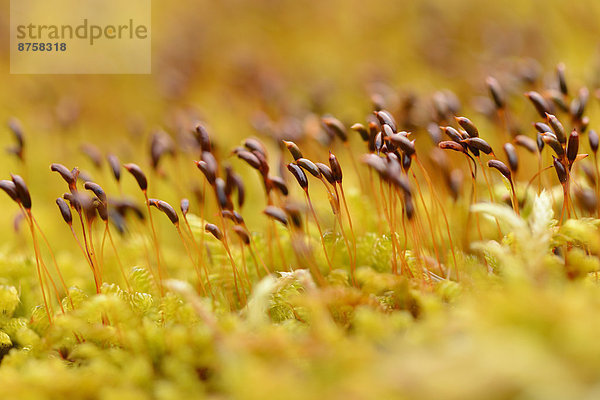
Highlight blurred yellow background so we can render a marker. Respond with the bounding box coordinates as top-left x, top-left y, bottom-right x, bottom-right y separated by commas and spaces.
0, 0, 599, 250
